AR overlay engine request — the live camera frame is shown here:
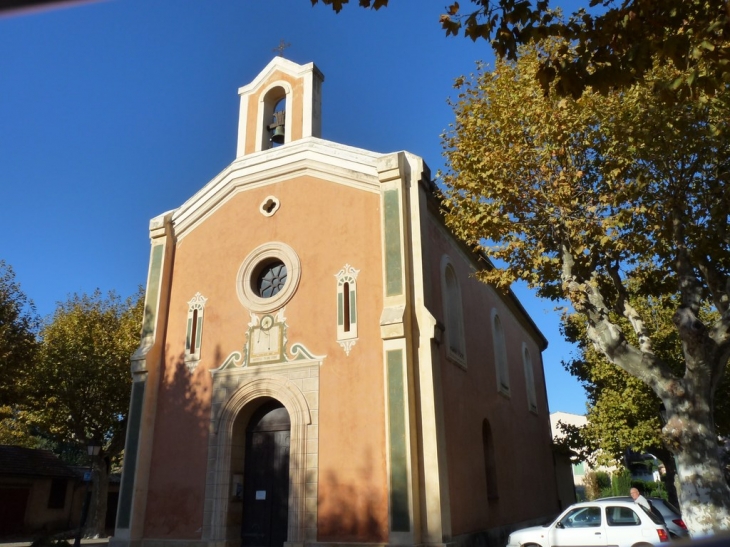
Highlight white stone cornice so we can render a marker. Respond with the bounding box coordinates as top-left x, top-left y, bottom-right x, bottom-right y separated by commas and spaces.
148, 210, 175, 240
171, 137, 390, 240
